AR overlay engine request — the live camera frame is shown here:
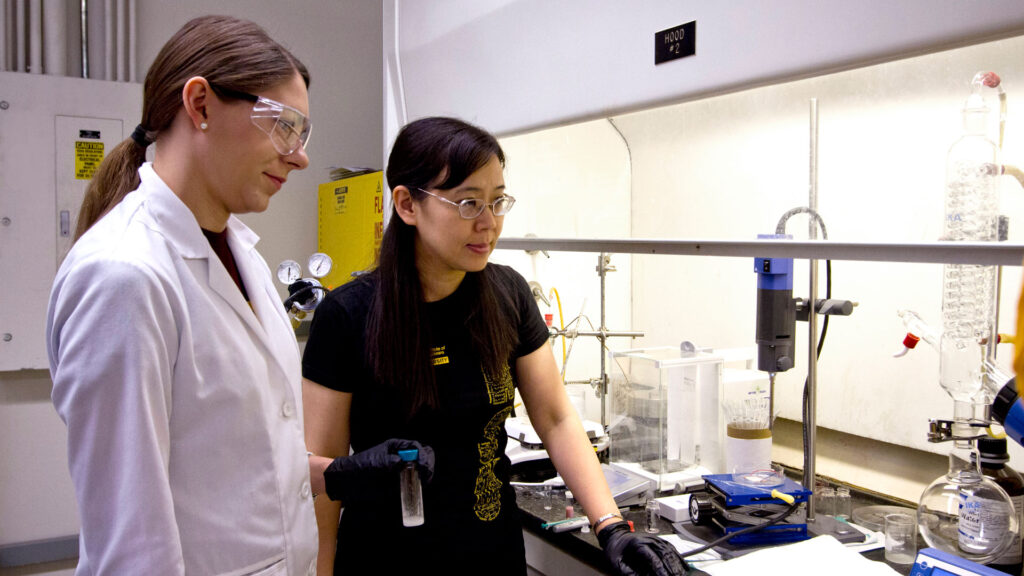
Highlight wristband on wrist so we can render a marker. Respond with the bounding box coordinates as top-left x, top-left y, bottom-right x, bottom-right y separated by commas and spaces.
592, 512, 623, 531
